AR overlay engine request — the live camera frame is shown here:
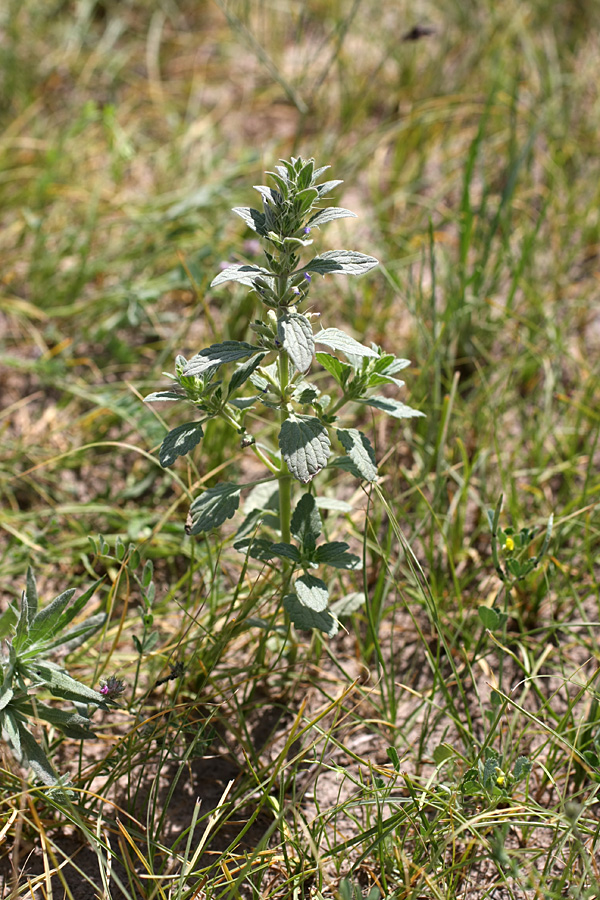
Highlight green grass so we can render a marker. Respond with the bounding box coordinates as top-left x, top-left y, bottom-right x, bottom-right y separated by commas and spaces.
2, 0, 600, 897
